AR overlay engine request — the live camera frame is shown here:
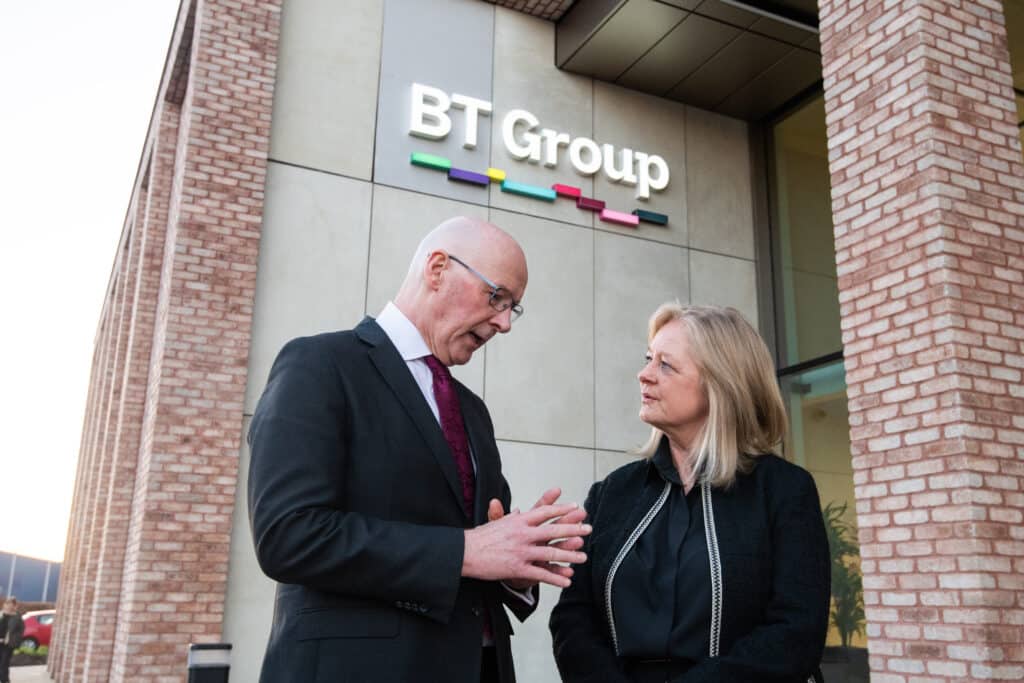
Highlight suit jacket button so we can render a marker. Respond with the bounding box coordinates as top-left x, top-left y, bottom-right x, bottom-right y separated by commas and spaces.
471, 606, 482, 617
